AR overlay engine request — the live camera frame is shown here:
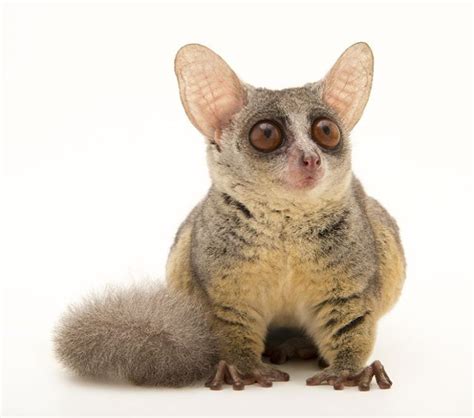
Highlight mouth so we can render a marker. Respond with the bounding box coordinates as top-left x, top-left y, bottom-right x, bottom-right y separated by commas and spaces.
282, 164, 325, 192
284, 174, 321, 191
297, 176, 318, 188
